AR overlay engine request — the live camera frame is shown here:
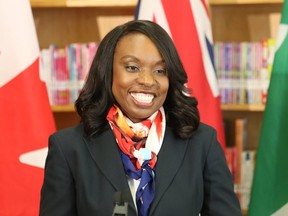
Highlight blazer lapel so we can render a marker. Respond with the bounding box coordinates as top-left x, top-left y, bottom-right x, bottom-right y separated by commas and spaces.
149, 127, 189, 215
84, 128, 137, 214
